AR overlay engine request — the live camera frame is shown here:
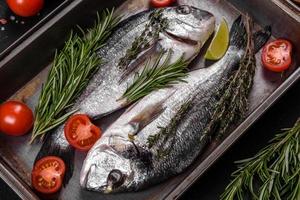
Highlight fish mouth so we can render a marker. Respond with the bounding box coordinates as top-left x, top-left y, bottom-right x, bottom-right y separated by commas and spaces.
80, 145, 114, 189
80, 160, 111, 192
165, 30, 199, 46
80, 163, 93, 188
80, 145, 131, 192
